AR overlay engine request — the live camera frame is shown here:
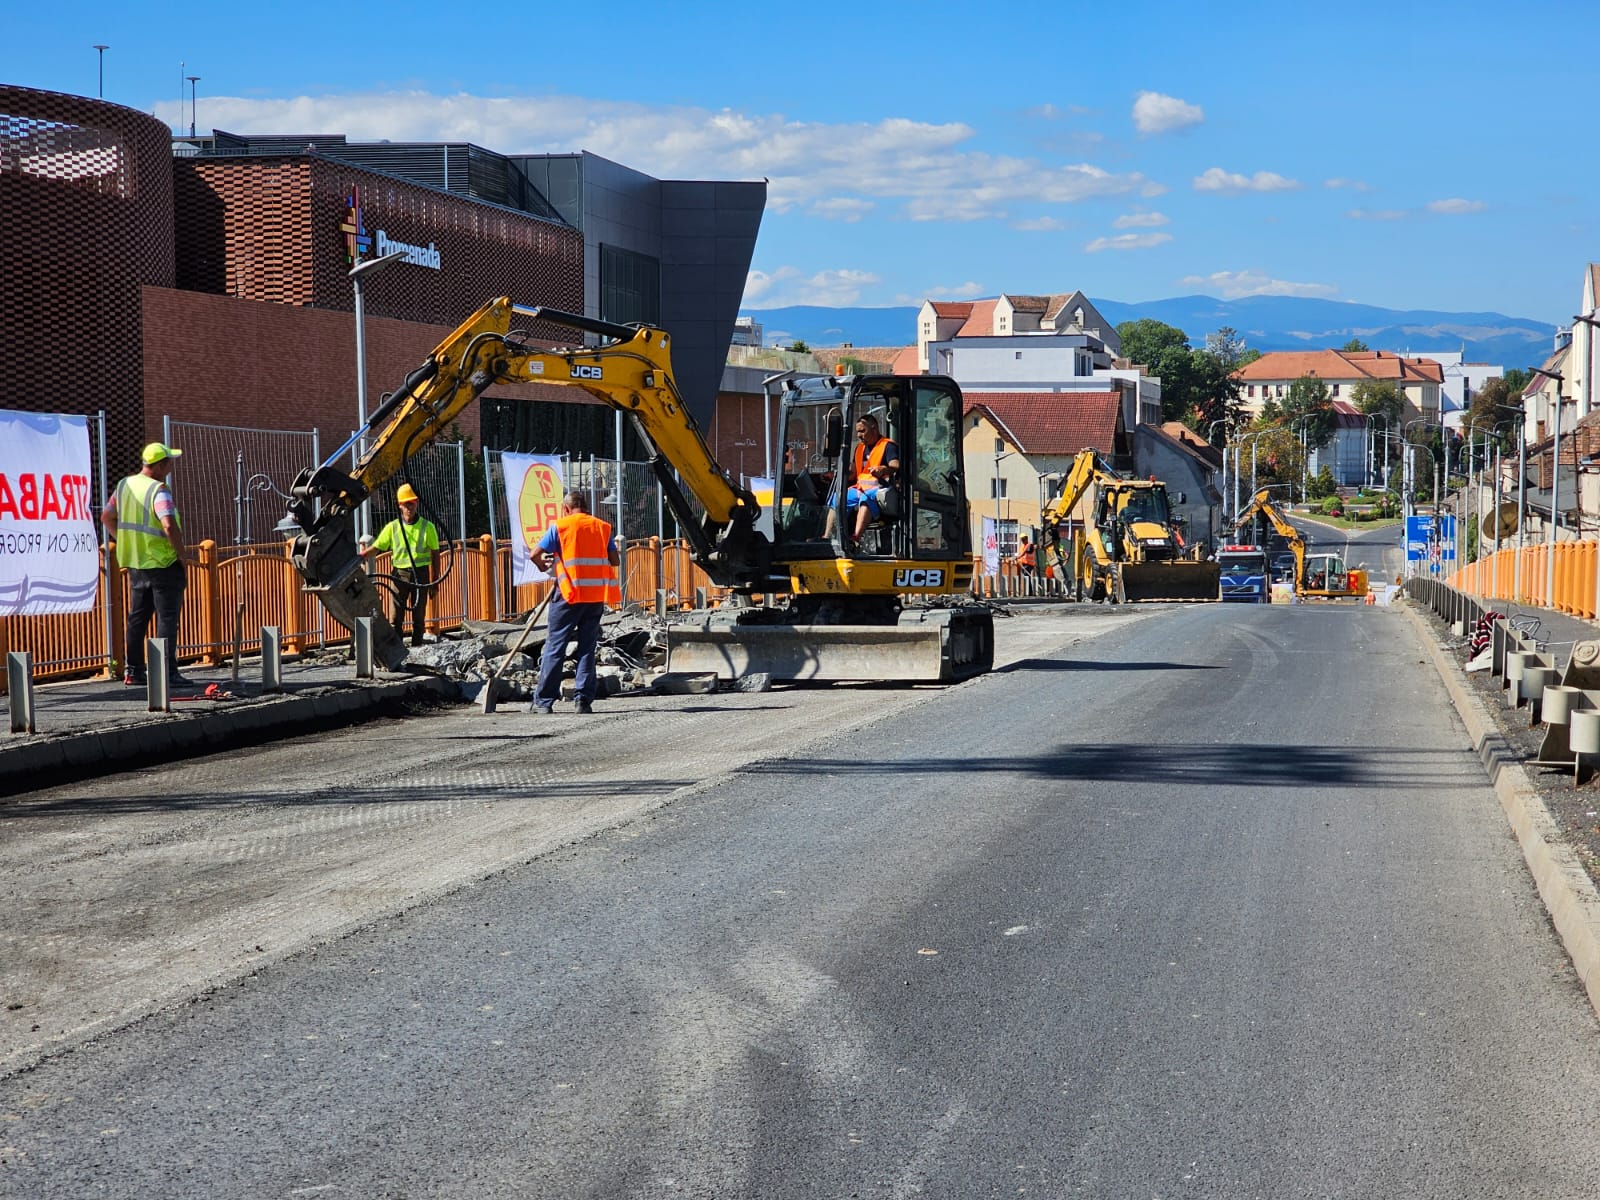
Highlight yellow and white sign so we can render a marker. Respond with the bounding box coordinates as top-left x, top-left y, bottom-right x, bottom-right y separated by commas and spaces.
502, 453, 565, 586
